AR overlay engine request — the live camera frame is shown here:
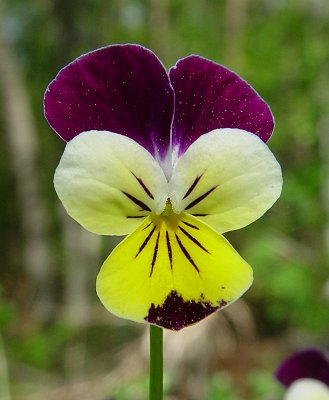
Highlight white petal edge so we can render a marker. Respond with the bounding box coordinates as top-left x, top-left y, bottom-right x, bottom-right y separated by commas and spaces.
285, 379, 329, 400
54, 130, 168, 235
169, 128, 282, 234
